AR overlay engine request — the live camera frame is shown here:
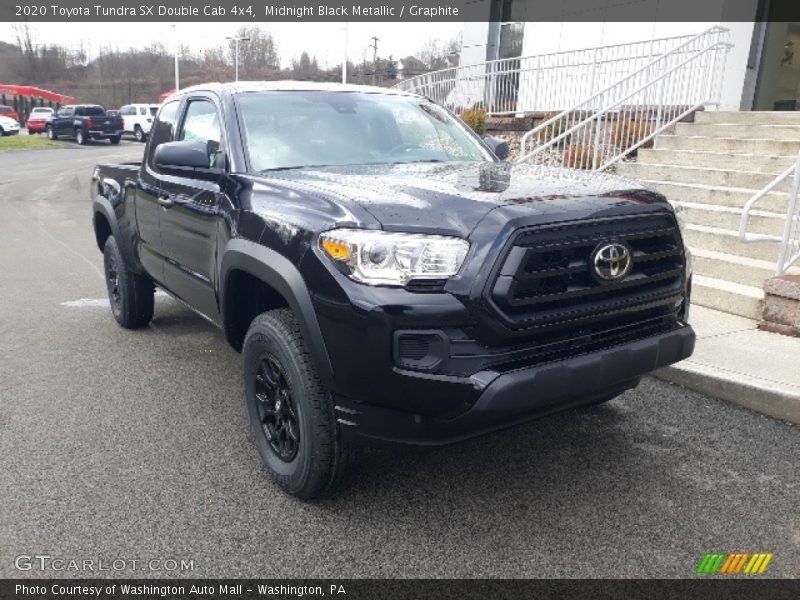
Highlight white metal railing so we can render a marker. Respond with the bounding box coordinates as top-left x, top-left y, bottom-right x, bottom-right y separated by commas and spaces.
739, 151, 800, 275
516, 26, 731, 170
394, 33, 710, 115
